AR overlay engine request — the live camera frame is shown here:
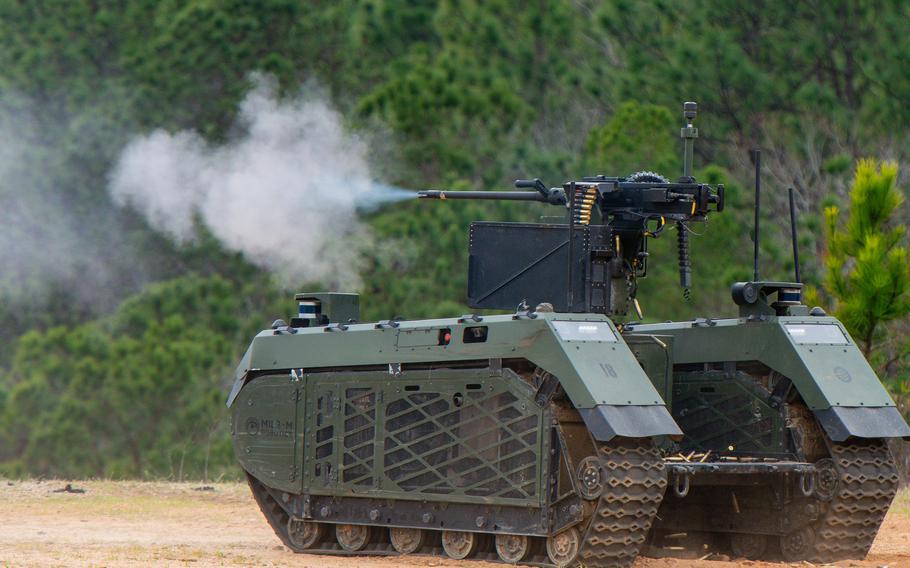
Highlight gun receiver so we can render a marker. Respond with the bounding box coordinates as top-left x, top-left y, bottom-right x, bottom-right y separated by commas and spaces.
417, 102, 724, 319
